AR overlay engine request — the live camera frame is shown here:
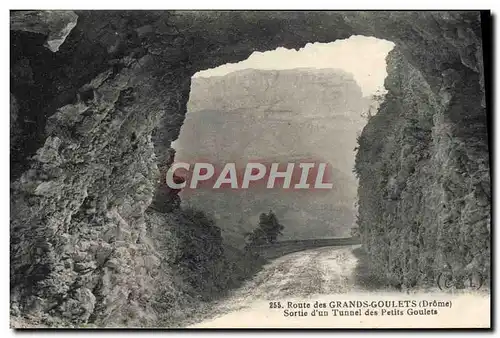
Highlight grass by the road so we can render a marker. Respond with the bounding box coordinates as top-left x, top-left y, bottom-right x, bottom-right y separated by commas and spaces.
352, 246, 396, 291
